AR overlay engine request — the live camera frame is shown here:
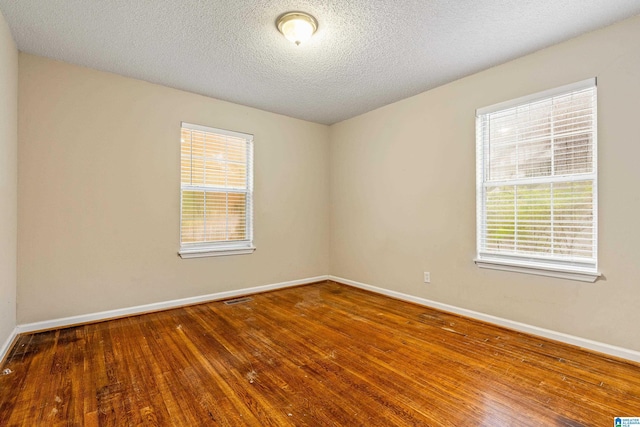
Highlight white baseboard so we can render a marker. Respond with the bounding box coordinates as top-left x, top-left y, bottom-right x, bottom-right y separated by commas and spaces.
0, 327, 18, 365
329, 275, 640, 364
9, 274, 640, 365
15, 275, 329, 335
